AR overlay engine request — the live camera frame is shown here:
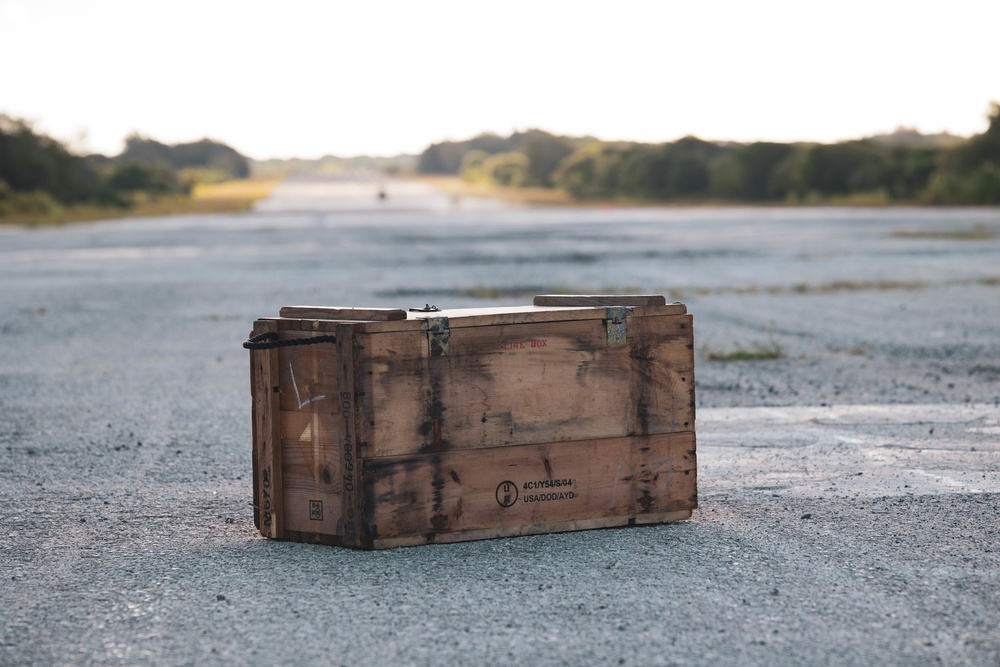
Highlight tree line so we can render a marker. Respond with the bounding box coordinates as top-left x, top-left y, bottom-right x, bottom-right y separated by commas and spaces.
417, 103, 1000, 205
0, 115, 250, 217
